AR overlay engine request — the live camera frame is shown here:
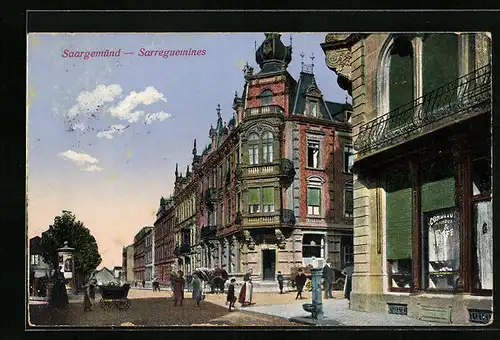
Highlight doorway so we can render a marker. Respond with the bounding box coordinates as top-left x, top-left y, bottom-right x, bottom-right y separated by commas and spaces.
262, 249, 276, 281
